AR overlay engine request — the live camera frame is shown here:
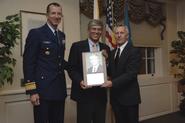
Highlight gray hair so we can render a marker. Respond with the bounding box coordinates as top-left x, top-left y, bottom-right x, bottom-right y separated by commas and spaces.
114, 24, 129, 34
88, 19, 103, 29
